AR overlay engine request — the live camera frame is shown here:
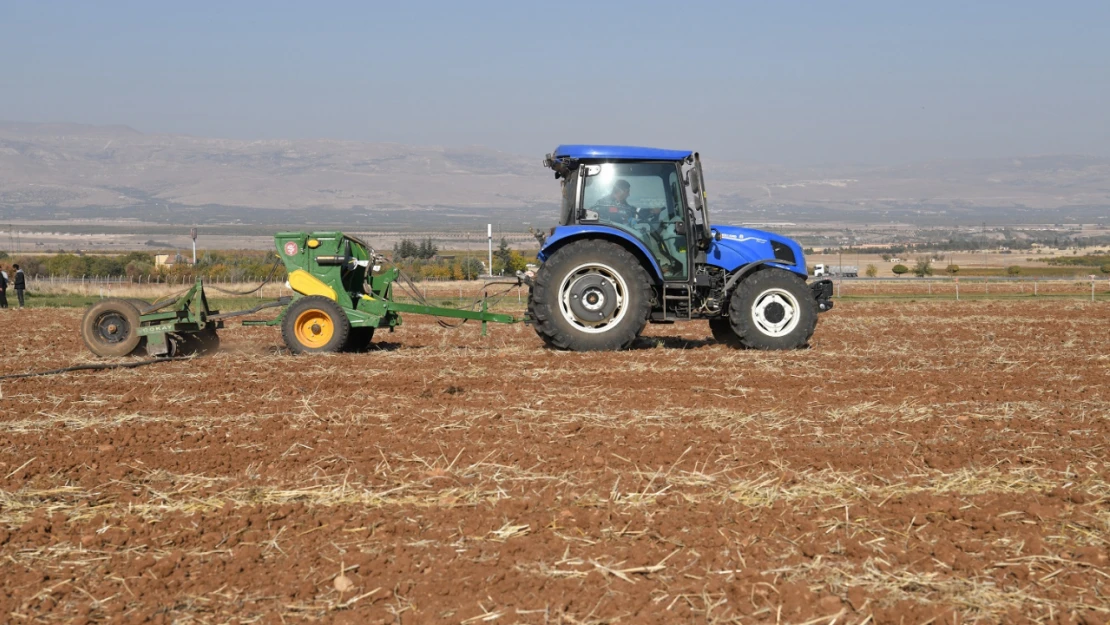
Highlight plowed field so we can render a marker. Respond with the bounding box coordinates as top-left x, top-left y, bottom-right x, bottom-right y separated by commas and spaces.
1, 301, 1108, 624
